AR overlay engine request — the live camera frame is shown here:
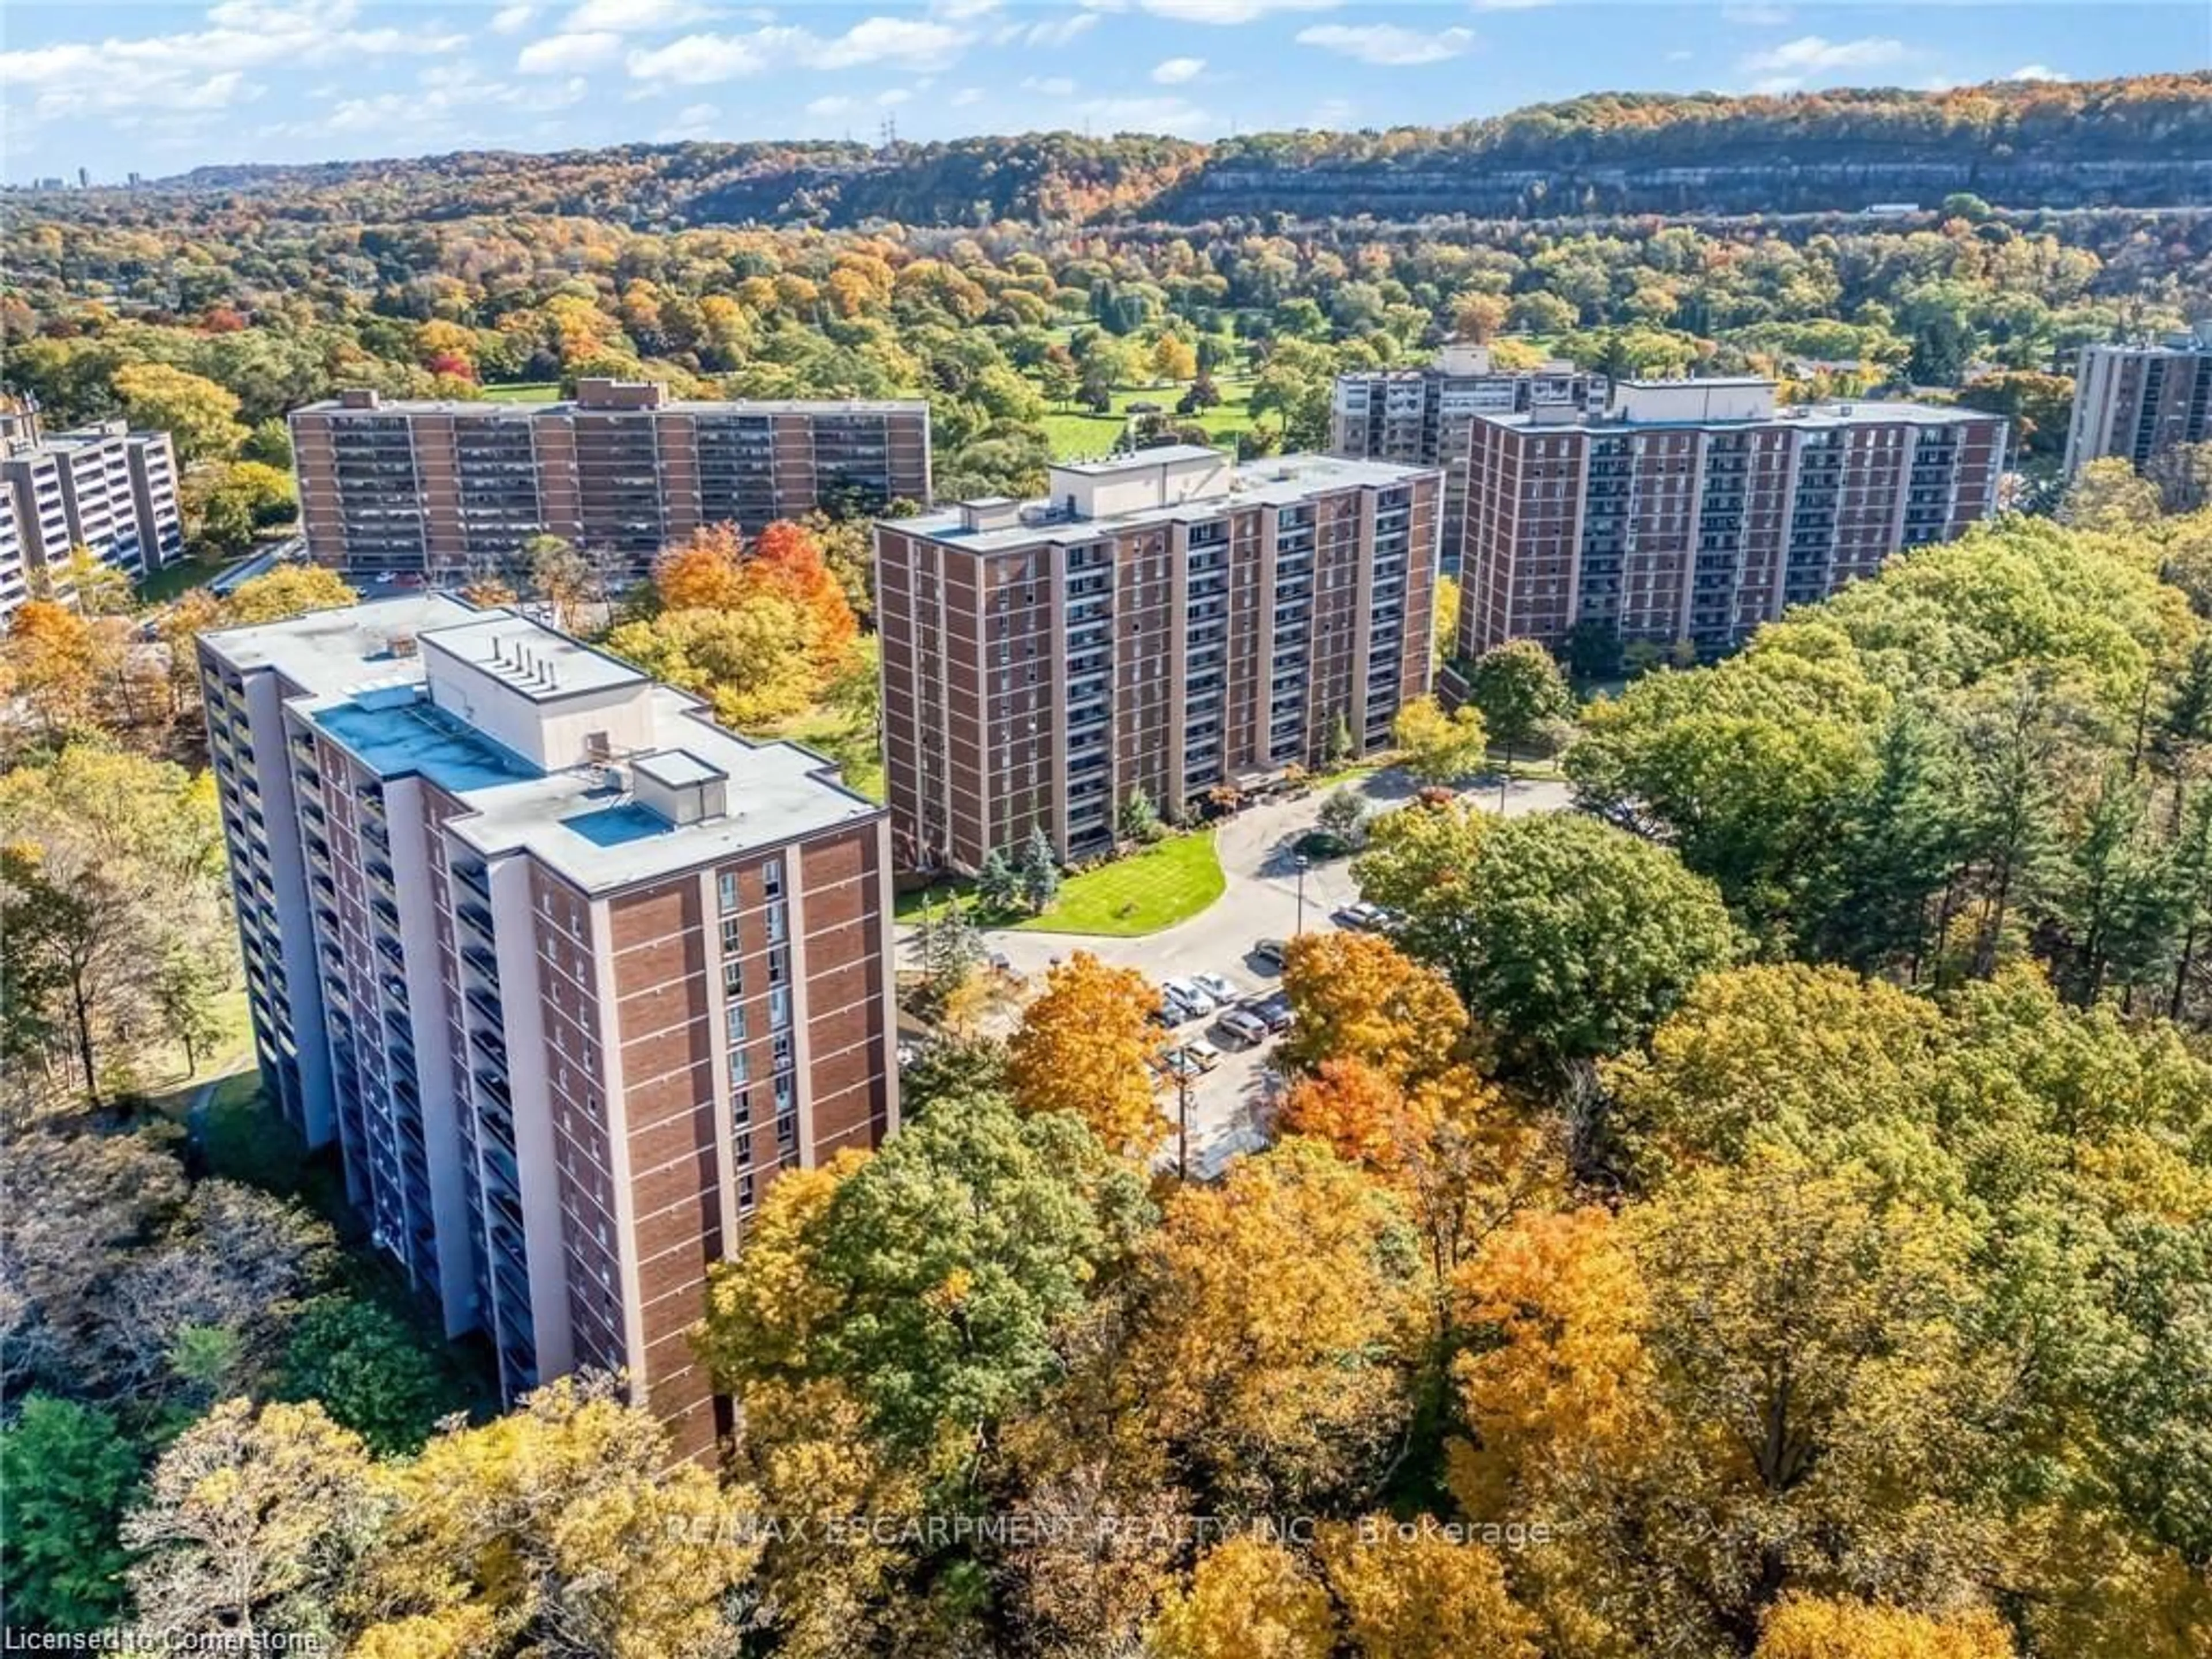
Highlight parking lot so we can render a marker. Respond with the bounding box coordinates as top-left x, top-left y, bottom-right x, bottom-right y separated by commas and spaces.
900, 770, 1574, 1176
